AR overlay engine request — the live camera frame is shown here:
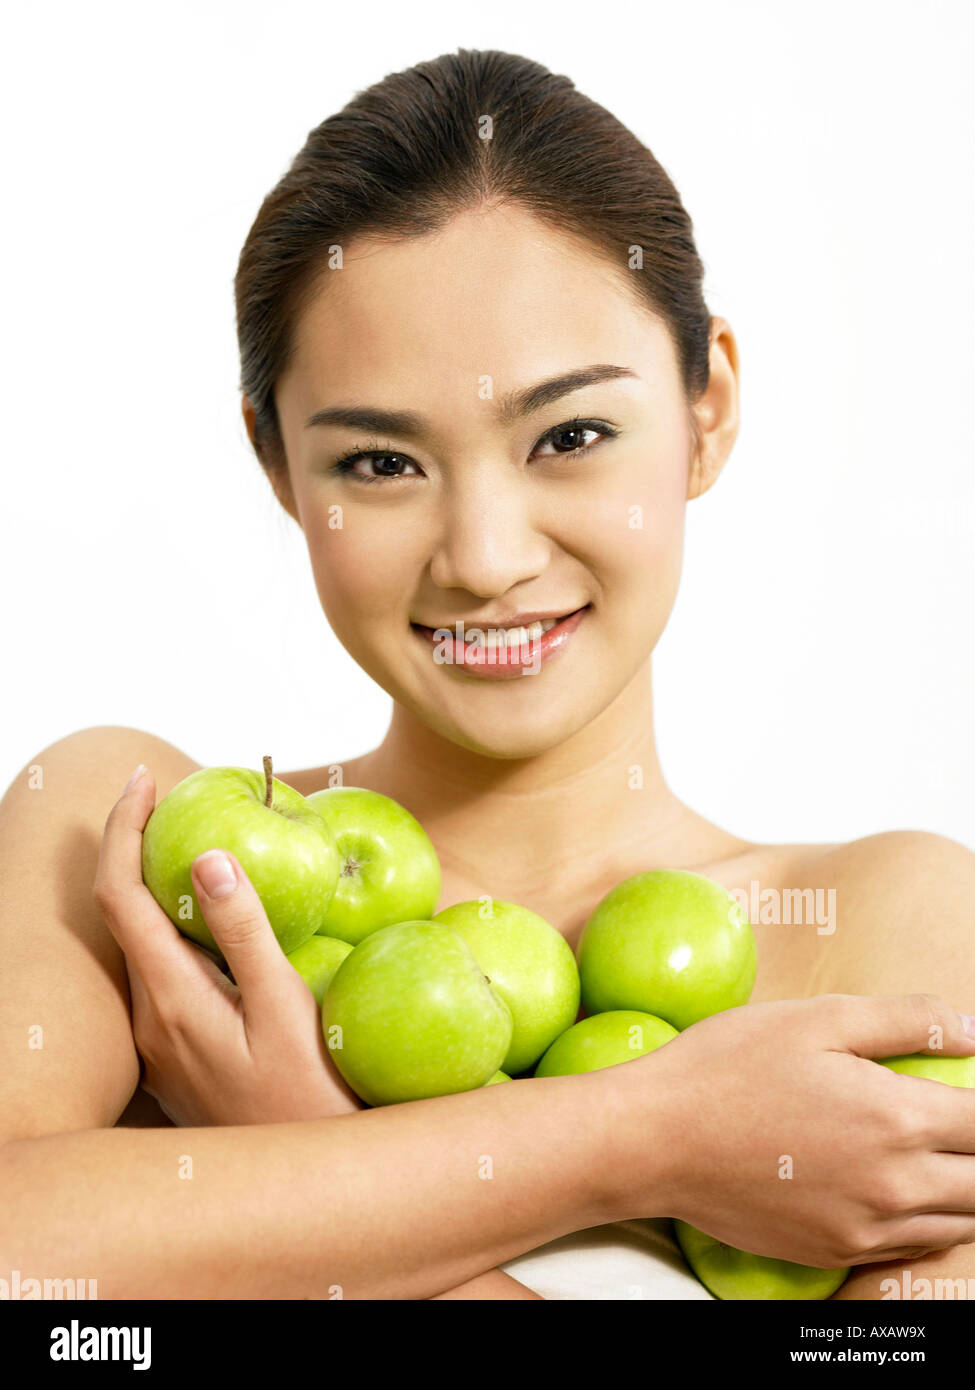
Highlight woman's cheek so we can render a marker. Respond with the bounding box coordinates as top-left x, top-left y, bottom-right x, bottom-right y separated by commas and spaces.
584, 467, 687, 644
303, 513, 406, 638
587, 456, 687, 560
